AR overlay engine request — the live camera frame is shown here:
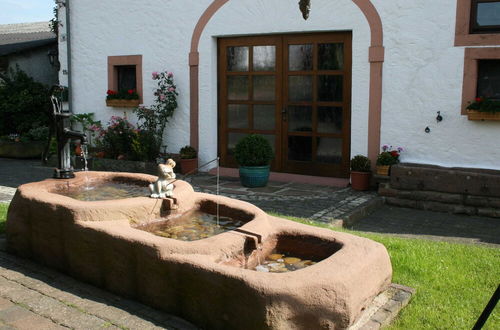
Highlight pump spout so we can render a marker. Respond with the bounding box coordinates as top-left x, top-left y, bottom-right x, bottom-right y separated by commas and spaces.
62, 128, 87, 144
